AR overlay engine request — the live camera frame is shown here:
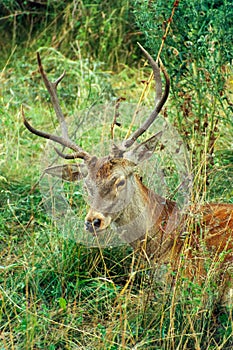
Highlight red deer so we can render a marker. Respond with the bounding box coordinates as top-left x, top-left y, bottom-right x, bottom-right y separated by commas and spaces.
22, 44, 233, 305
